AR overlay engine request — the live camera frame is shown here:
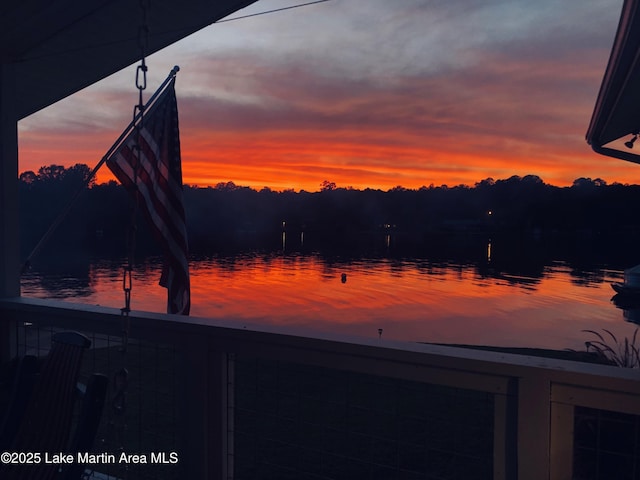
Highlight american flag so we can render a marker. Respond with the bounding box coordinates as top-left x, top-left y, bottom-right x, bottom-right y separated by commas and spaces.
106, 79, 190, 315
